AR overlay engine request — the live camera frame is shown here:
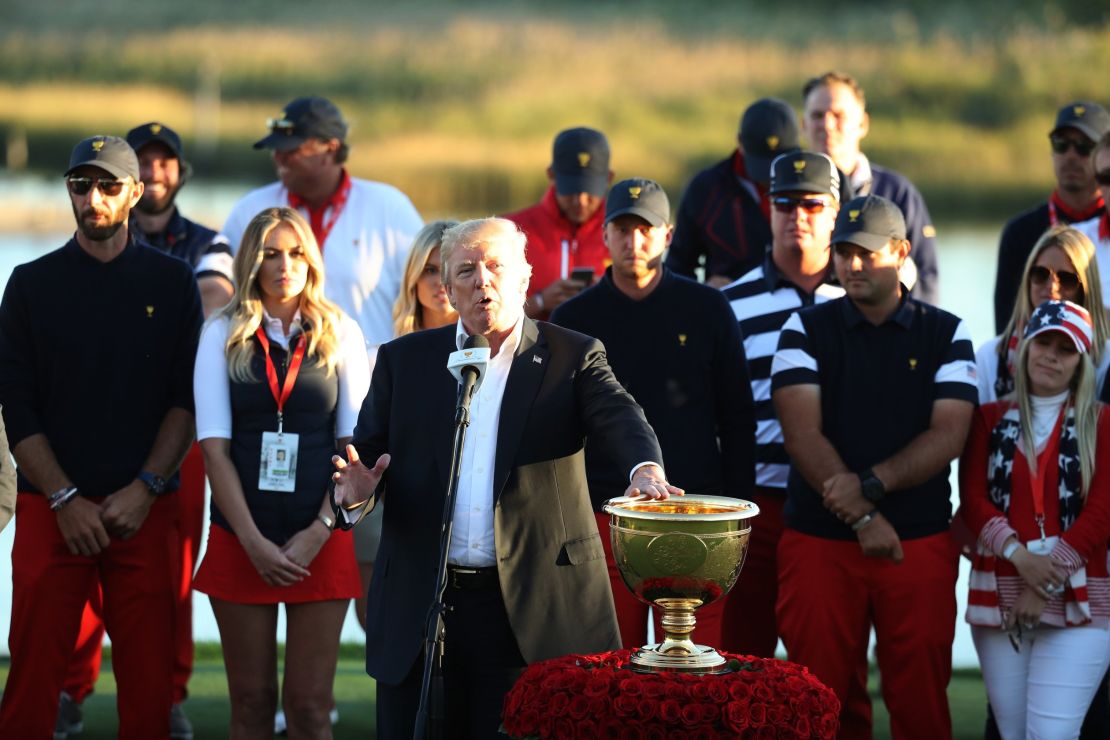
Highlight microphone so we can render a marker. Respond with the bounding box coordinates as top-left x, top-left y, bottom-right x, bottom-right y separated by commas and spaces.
446, 335, 490, 412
